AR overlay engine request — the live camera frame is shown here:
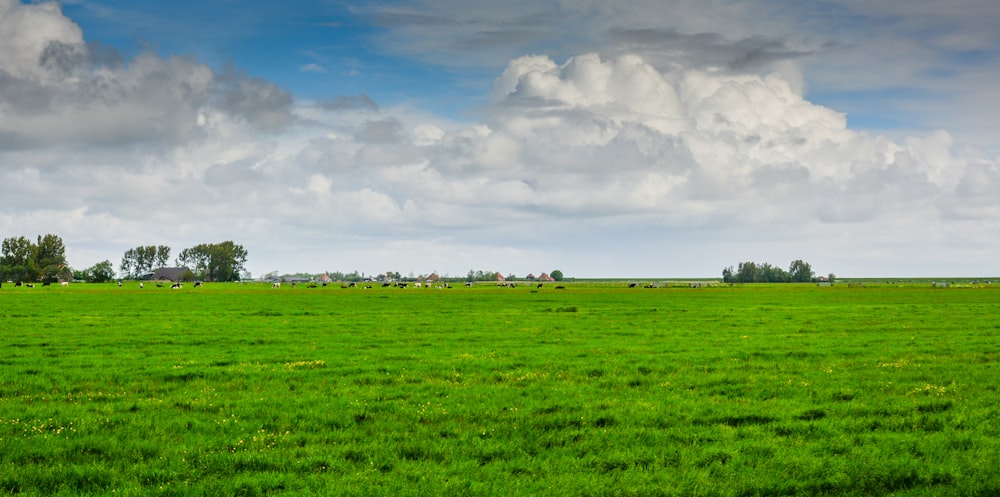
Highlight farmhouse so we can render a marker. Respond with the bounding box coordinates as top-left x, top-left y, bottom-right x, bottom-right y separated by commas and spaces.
149, 267, 193, 282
